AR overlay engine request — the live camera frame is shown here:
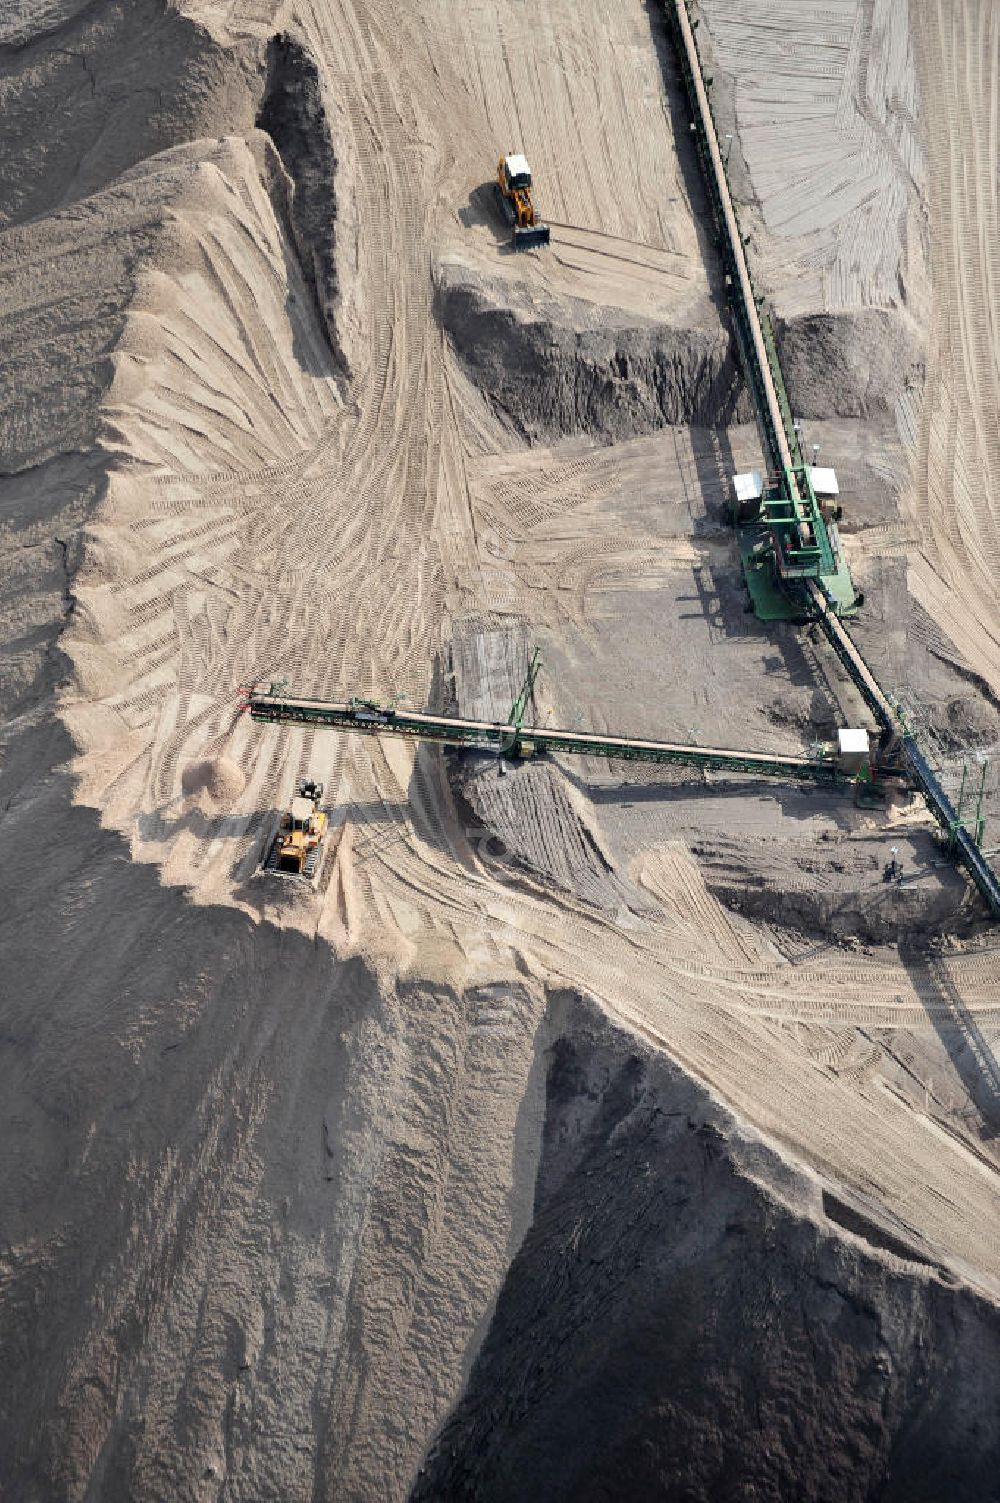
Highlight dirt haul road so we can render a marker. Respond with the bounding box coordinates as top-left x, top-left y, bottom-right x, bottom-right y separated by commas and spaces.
1, 0, 1000, 1497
